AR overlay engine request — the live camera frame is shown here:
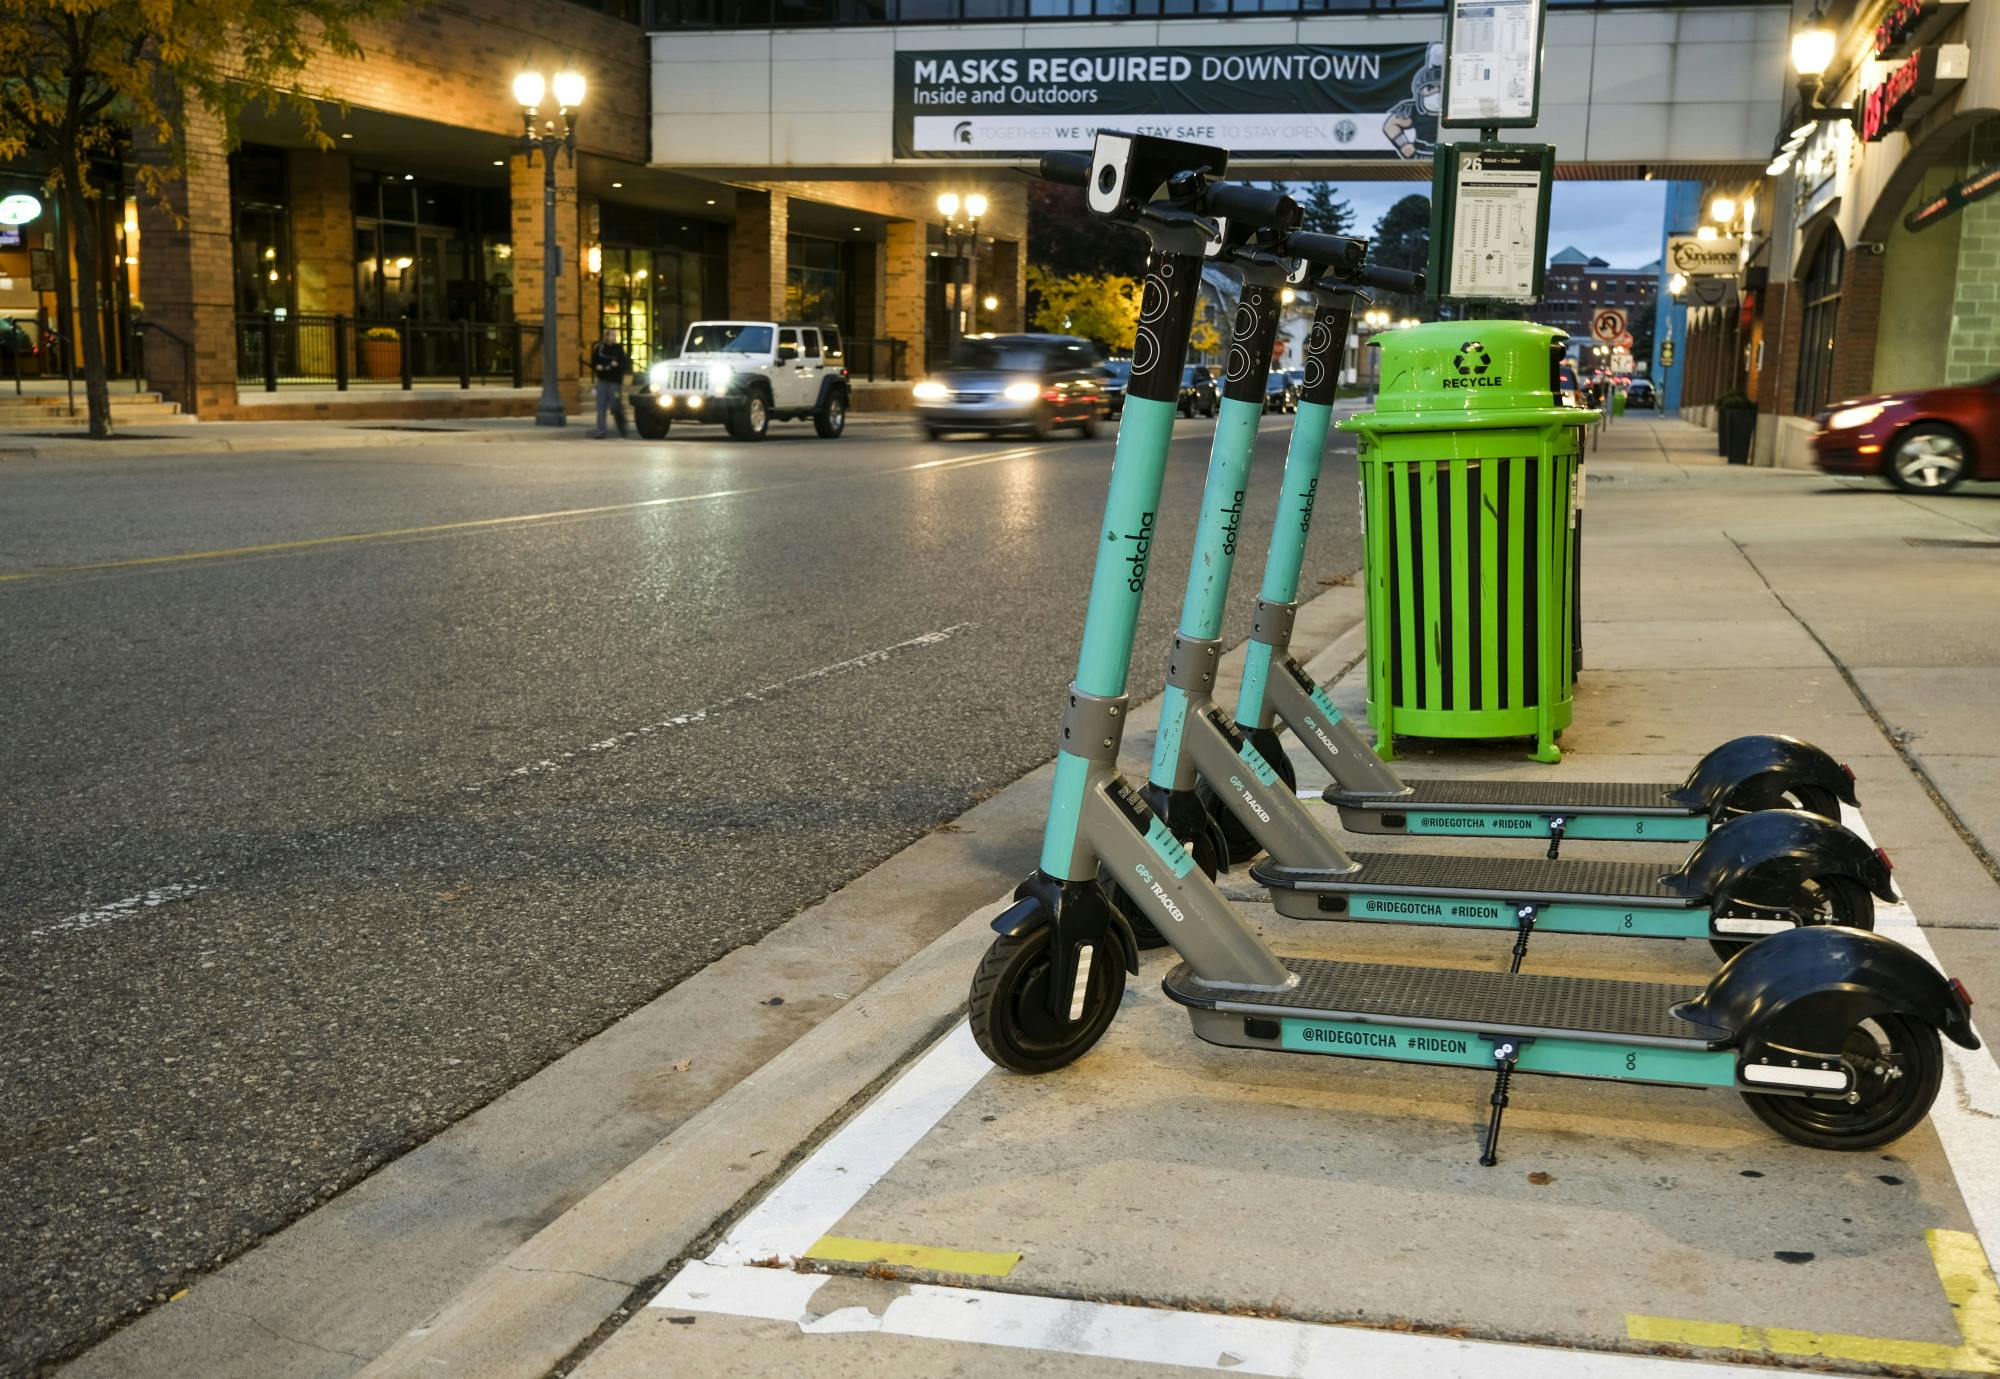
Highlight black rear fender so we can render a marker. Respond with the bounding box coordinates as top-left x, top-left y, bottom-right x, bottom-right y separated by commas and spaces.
1677, 808, 1896, 910
1670, 734, 1858, 820
1675, 926, 1980, 1063
815, 376, 849, 411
